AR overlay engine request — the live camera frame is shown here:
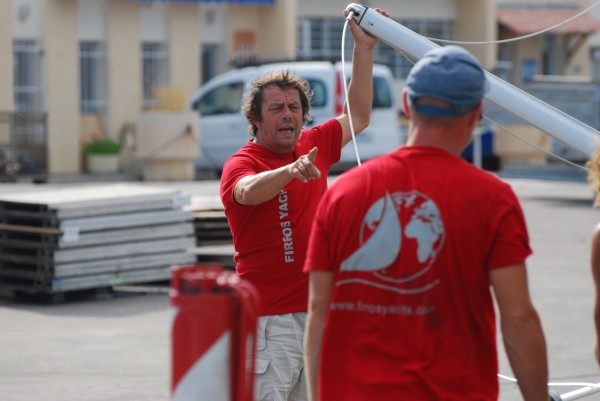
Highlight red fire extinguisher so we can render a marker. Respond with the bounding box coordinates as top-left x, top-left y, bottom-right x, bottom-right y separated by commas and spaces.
171, 264, 260, 401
